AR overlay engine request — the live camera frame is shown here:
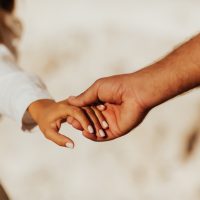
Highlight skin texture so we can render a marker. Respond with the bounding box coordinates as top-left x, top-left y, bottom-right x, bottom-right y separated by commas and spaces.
68, 33, 200, 142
